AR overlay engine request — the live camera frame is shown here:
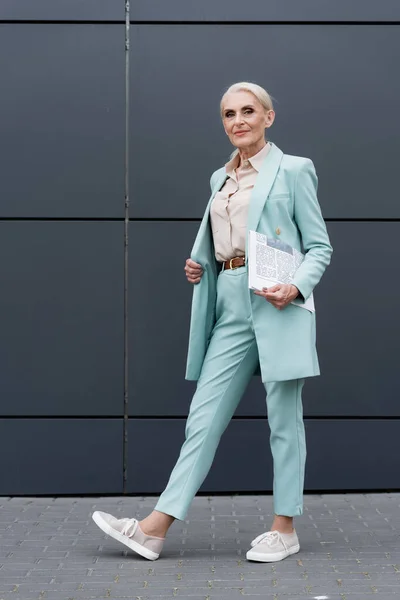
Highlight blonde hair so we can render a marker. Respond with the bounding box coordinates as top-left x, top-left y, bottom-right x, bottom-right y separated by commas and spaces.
220, 82, 275, 159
